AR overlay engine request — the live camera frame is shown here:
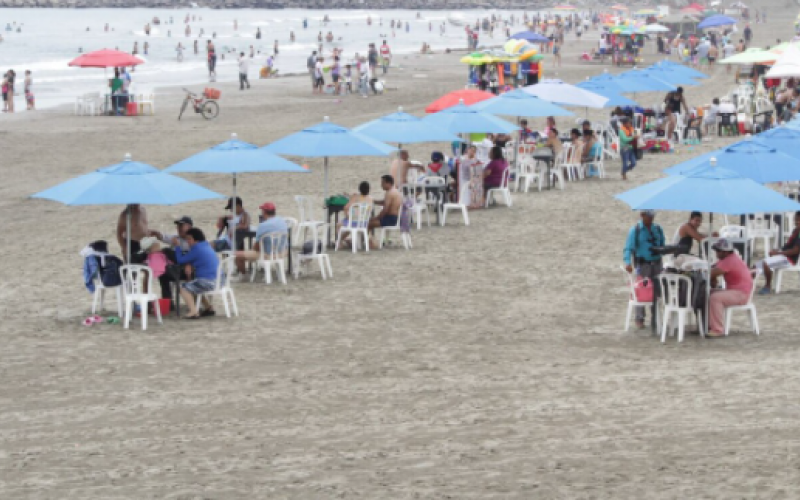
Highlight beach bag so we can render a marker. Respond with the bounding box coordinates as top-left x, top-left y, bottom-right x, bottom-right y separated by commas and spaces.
98, 255, 123, 287
634, 277, 654, 303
